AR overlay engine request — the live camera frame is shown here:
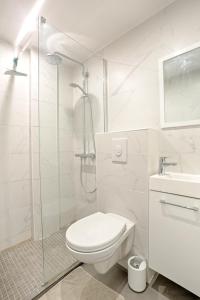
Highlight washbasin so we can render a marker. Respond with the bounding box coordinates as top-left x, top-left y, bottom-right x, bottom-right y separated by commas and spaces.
150, 172, 200, 198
